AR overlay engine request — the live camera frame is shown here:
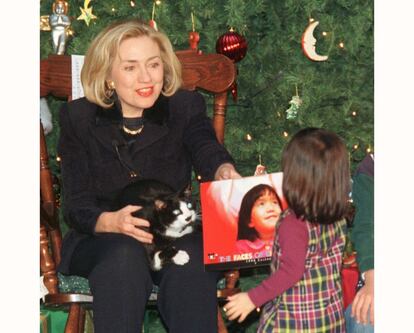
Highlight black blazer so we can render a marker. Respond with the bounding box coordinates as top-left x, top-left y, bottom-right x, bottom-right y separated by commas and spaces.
57, 89, 234, 273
